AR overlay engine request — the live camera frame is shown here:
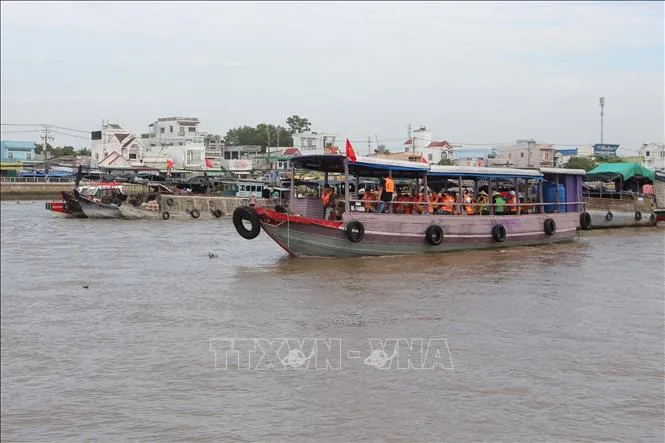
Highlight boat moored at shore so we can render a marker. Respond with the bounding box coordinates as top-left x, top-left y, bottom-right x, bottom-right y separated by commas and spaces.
583, 162, 657, 229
